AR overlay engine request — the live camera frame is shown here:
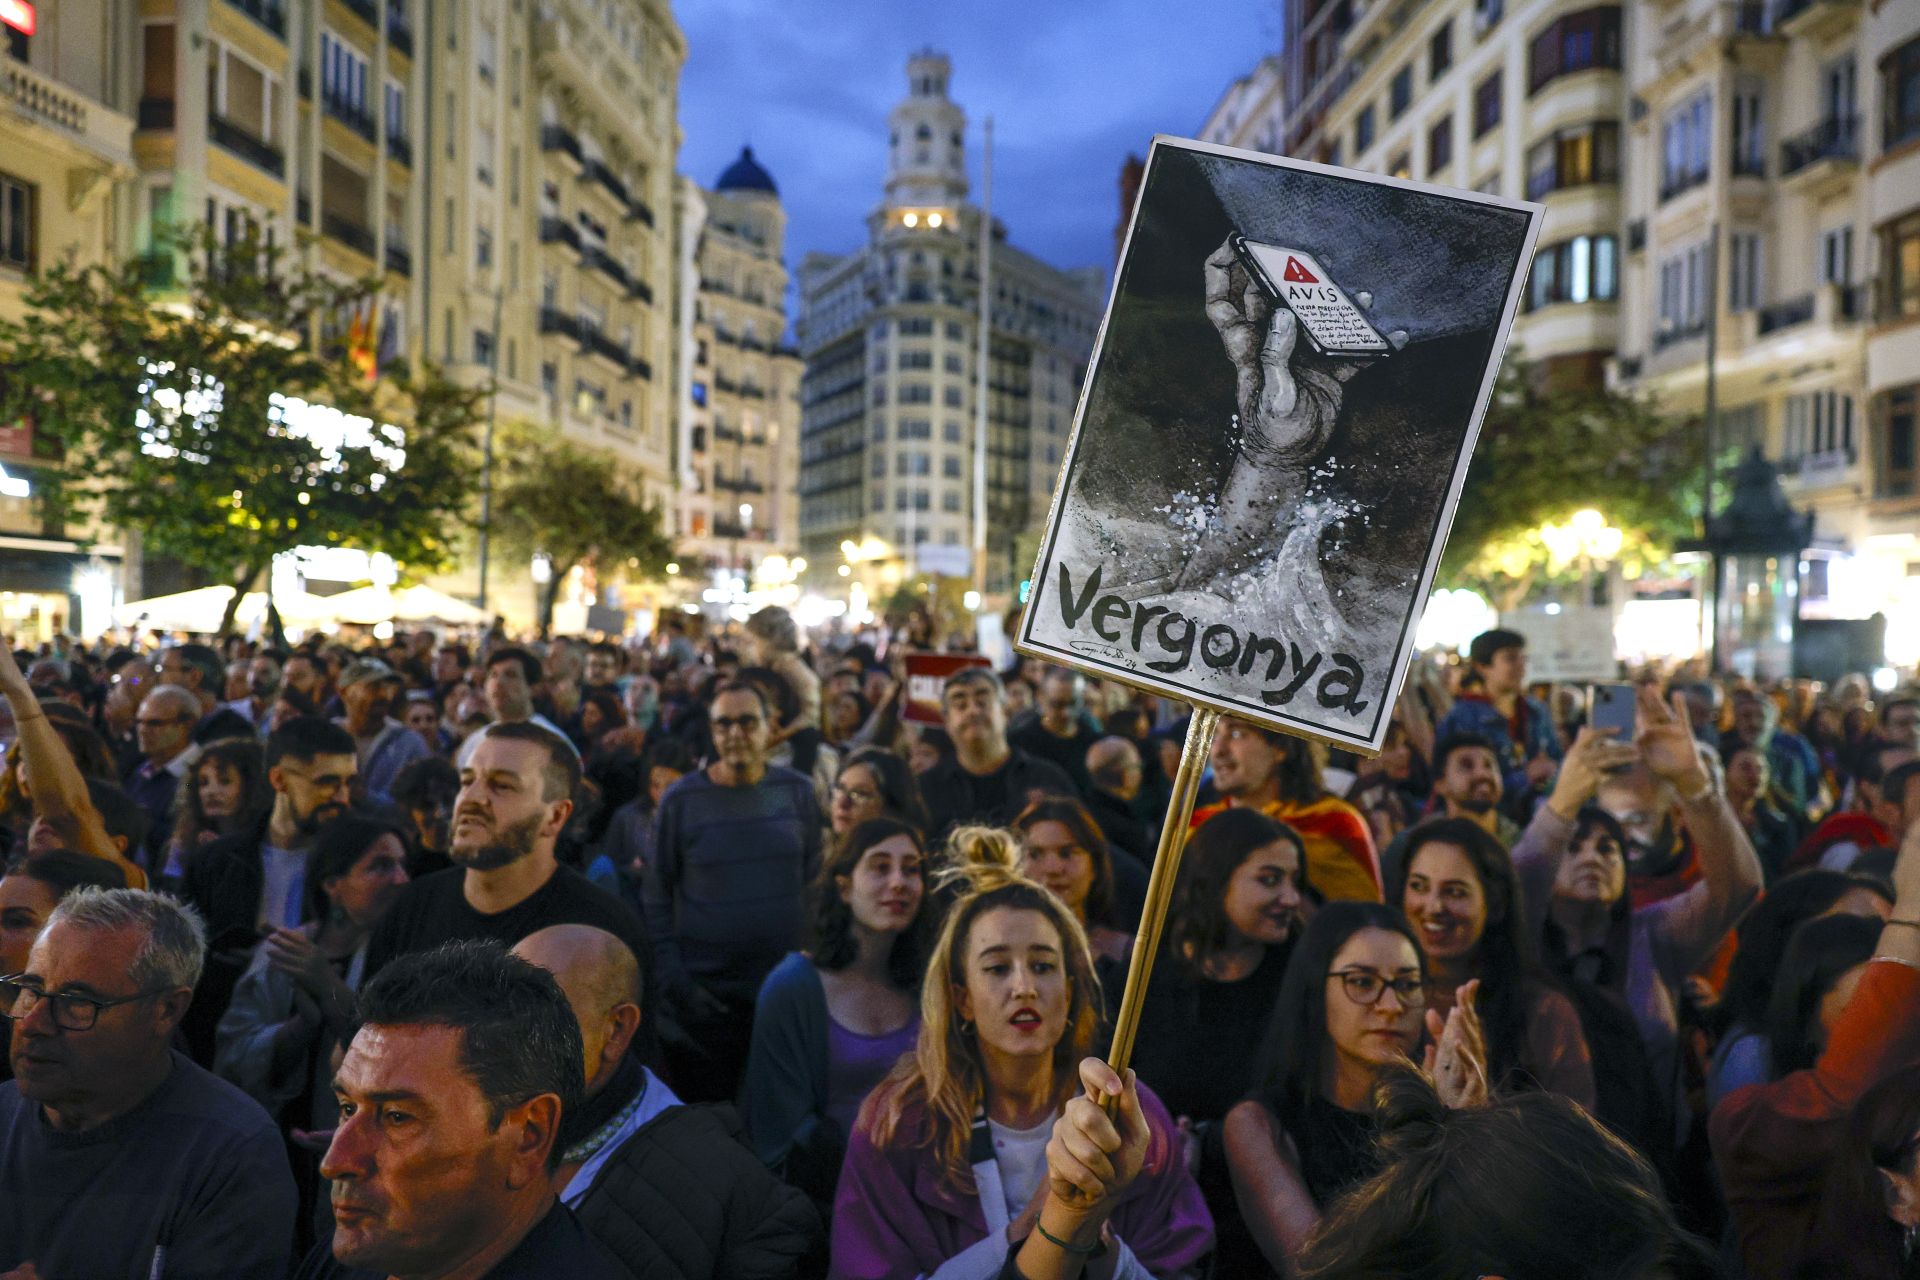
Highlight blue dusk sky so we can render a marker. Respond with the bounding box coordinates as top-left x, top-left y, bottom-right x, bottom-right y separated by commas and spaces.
674, 0, 1283, 279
